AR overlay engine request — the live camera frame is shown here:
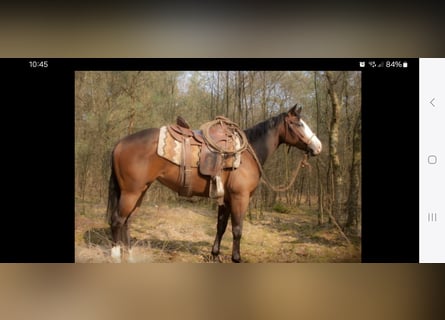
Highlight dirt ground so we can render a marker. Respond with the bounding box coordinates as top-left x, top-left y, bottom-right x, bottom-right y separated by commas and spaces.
75, 200, 361, 263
